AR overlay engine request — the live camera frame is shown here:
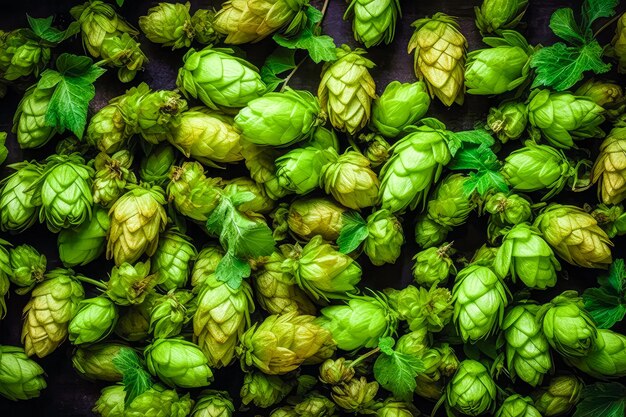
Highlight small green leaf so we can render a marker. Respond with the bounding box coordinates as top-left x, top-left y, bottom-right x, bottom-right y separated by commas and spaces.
373, 345, 425, 401
116, 0, 125, 6
573, 382, 626, 417
261, 48, 296, 91
581, 0, 619, 34
215, 251, 252, 289
583, 259, 626, 328
449, 146, 499, 172
550, 8, 585, 44
27, 15, 79, 44
452, 129, 496, 147
603, 258, 625, 294
113, 348, 153, 406
337, 212, 368, 254
378, 337, 395, 355
464, 170, 509, 197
